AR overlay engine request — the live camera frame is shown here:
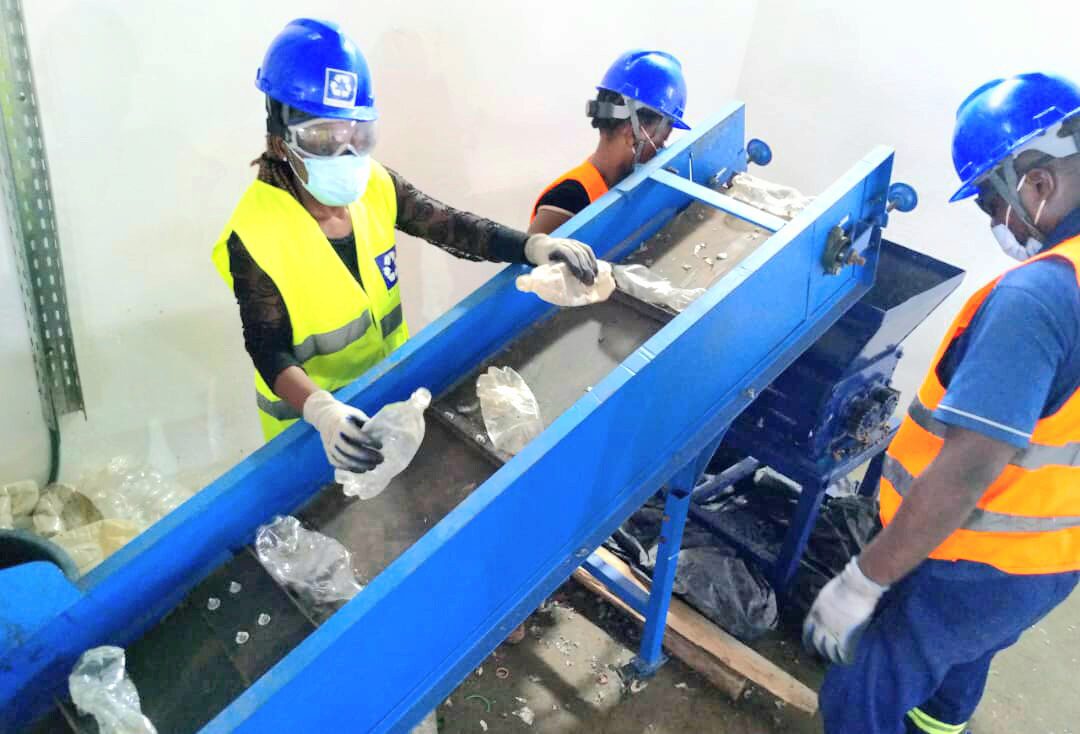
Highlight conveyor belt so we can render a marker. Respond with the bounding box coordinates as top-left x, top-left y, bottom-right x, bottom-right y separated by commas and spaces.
32, 199, 771, 734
